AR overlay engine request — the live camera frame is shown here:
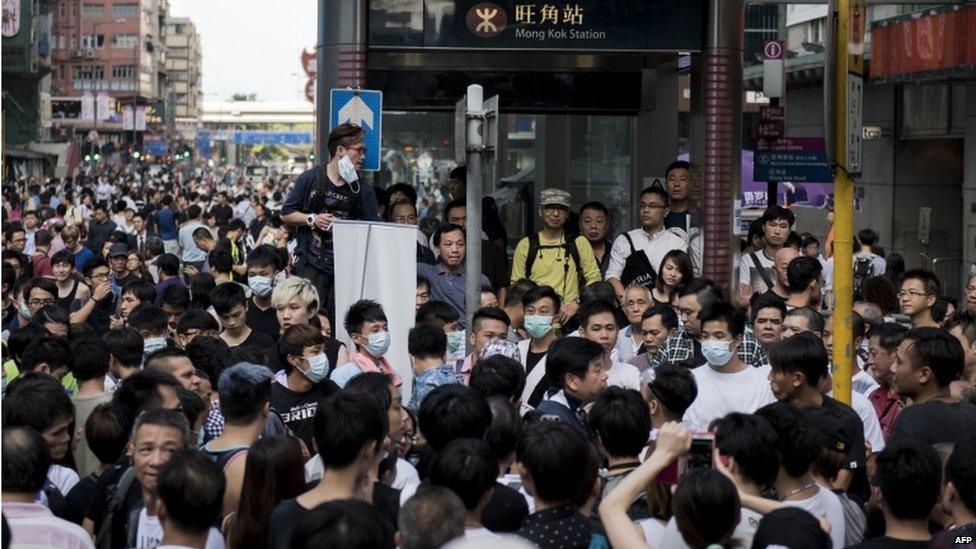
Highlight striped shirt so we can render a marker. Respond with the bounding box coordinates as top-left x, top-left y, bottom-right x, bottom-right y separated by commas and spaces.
4, 501, 94, 549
